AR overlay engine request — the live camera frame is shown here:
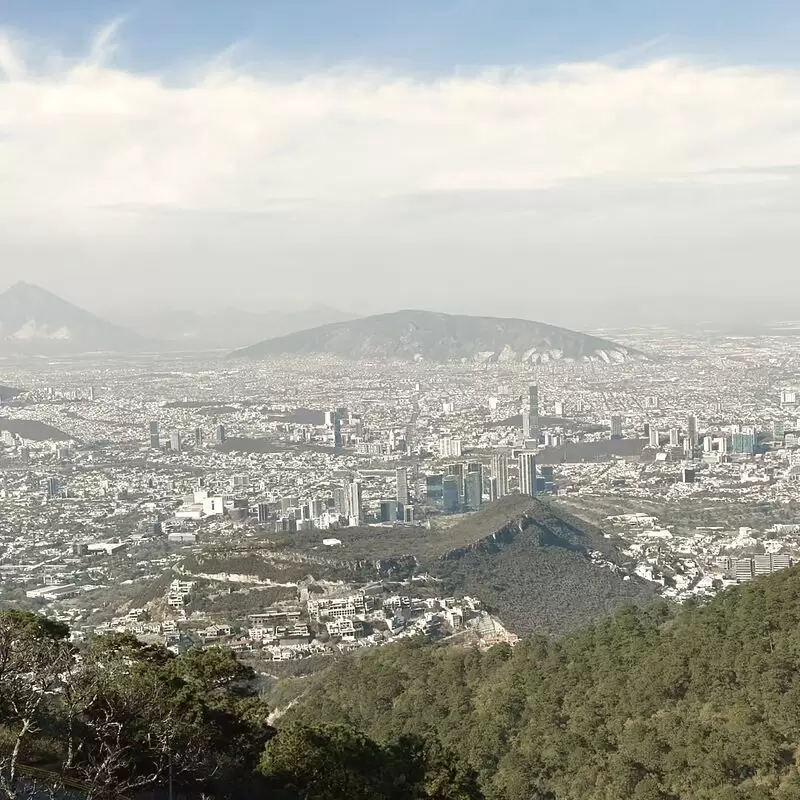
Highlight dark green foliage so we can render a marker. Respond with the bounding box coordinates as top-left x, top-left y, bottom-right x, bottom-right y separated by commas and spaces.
435, 498, 656, 634
286, 568, 800, 799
